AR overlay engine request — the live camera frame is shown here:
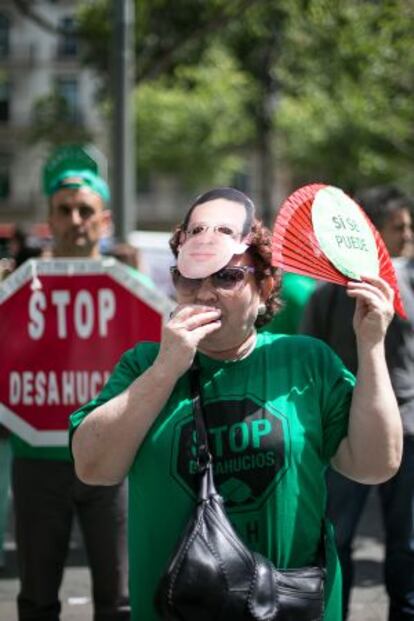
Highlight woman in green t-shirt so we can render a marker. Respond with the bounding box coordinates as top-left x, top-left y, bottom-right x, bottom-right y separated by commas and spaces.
70, 187, 402, 621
